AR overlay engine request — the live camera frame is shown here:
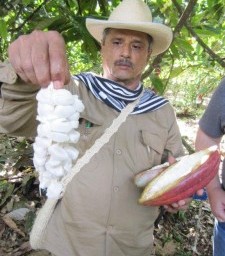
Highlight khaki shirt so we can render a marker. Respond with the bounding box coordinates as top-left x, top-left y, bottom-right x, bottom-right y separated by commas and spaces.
0, 74, 184, 256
